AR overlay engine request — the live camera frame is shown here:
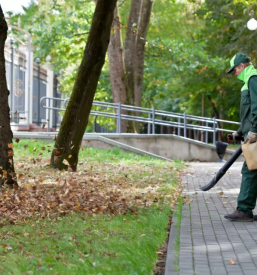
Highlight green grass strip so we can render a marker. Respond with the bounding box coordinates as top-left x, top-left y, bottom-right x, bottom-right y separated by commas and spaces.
0, 206, 171, 275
